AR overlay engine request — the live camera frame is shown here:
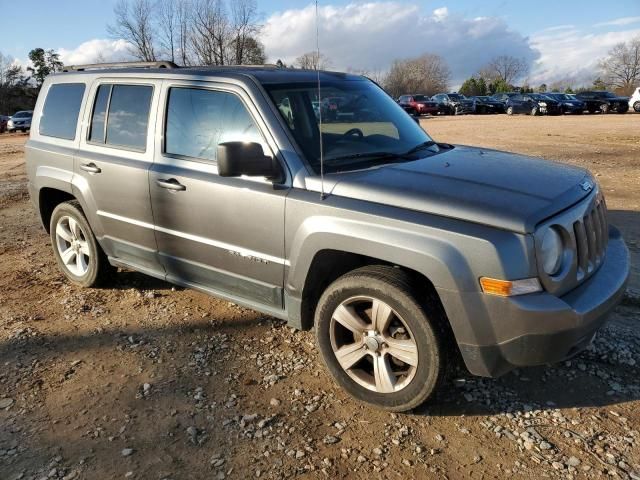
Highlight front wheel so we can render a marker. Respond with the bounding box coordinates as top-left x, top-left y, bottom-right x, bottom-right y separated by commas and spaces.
506, 106, 513, 115
634, 101, 640, 113
315, 266, 447, 411
530, 106, 539, 116
600, 103, 610, 114
50, 201, 113, 287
